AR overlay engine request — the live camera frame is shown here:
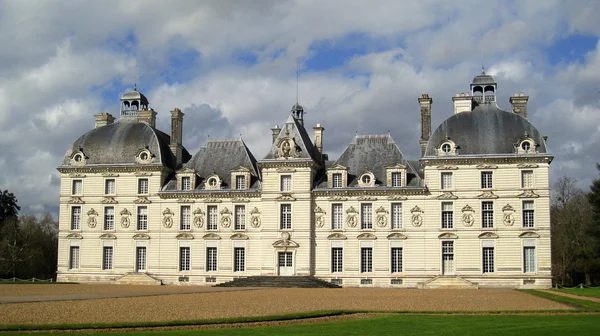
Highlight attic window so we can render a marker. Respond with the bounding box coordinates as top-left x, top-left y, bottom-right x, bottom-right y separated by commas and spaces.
70, 151, 87, 166
521, 141, 531, 152
74, 153, 83, 162
441, 143, 452, 153
358, 172, 375, 188
362, 175, 371, 184
209, 178, 218, 187
136, 149, 153, 164
205, 175, 221, 190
